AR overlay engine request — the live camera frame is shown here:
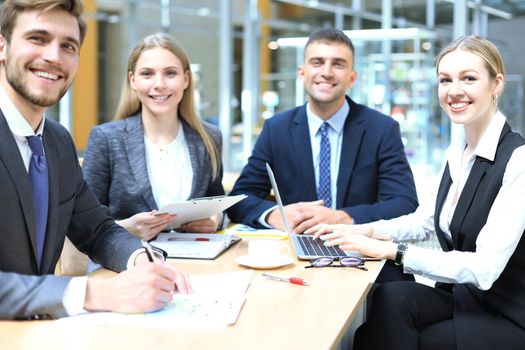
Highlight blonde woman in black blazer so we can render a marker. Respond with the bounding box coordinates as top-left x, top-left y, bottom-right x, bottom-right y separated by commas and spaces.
83, 33, 223, 240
